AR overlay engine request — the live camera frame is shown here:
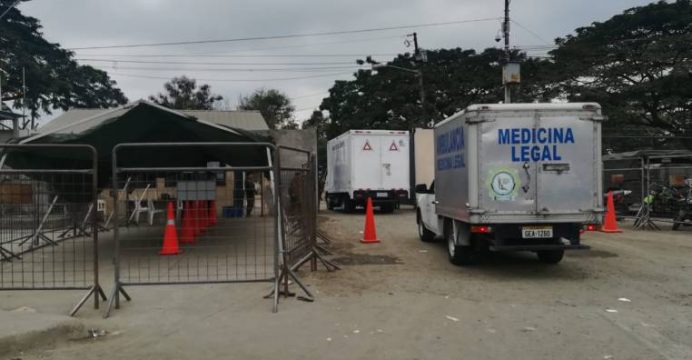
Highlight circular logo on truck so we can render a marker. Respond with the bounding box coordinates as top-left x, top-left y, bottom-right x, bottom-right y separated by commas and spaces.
490, 171, 516, 199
